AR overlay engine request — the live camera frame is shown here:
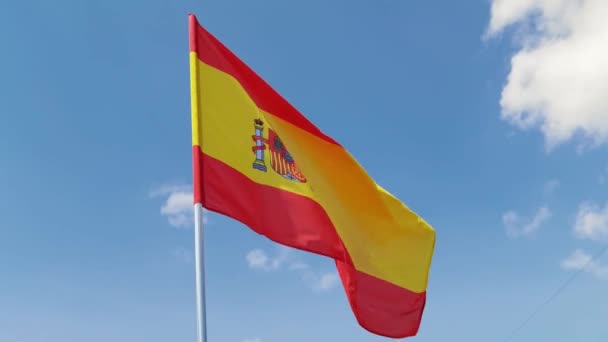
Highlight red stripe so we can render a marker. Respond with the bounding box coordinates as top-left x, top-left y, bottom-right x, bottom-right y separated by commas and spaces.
192, 143, 203, 204
188, 14, 339, 146
336, 261, 427, 339
193, 145, 427, 338
197, 147, 347, 261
